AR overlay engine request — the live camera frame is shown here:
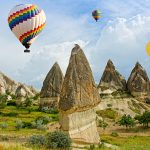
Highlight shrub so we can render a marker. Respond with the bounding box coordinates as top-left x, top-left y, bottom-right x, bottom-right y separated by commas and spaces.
7, 100, 16, 106
0, 122, 8, 129
107, 104, 112, 107
111, 131, 119, 137
96, 108, 118, 120
28, 135, 46, 146
4, 112, 18, 117
0, 94, 7, 108
31, 121, 37, 129
41, 107, 58, 114
46, 131, 71, 149
35, 116, 52, 125
22, 121, 32, 129
15, 120, 24, 130
98, 119, 108, 130
24, 97, 33, 107
89, 144, 96, 150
